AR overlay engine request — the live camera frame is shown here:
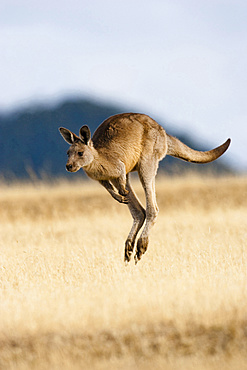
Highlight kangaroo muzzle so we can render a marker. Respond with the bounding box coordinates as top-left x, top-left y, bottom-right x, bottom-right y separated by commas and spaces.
66, 163, 80, 172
